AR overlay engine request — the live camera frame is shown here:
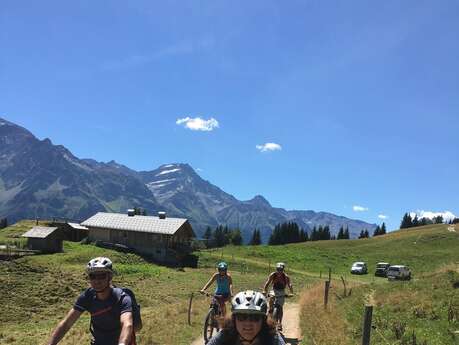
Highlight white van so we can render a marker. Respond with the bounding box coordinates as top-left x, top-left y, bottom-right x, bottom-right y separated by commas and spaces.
387, 265, 411, 280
